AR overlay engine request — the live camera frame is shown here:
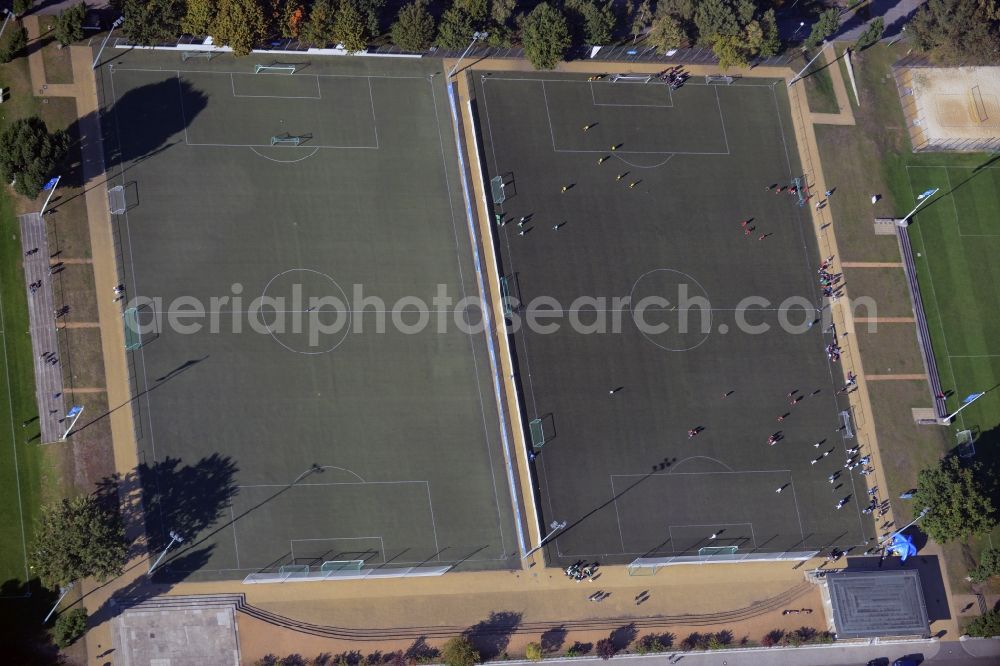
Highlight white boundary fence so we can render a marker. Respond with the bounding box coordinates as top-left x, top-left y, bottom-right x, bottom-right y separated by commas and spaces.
243, 564, 452, 584
627, 550, 819, 574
